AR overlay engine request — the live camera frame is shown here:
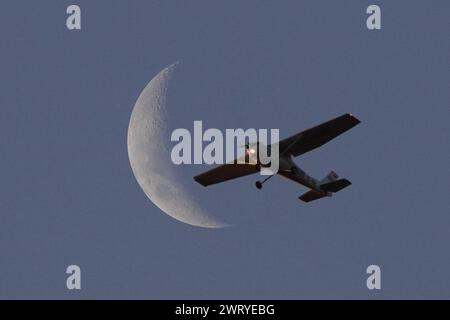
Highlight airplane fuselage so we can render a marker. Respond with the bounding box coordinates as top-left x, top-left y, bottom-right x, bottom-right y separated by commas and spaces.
259, 152, 329, 195
279, 155, 323, 190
